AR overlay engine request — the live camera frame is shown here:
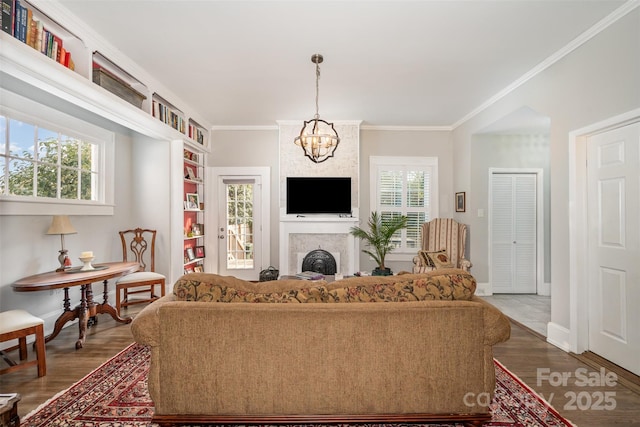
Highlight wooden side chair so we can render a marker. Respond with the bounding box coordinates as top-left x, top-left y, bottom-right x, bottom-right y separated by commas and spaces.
115, 228, 166, 315
0, 310, 46, 377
